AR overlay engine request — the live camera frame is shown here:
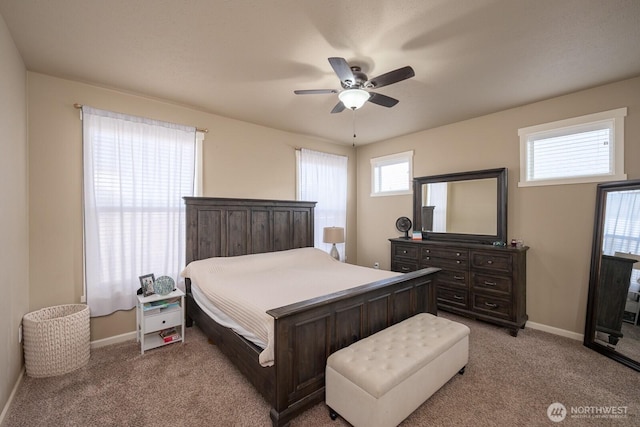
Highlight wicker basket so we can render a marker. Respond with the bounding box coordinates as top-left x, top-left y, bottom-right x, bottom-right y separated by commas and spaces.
23, 304, 90, 378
